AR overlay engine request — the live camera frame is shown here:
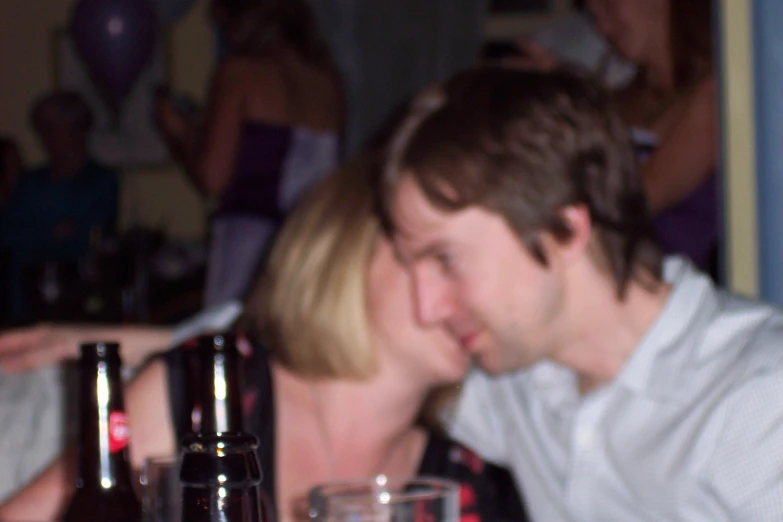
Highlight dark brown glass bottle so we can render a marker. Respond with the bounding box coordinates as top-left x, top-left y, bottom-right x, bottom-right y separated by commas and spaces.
197, 332, 244, 435
62, 342, 141, 522
179, 432, 267, 522
181, 334, 269, 521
